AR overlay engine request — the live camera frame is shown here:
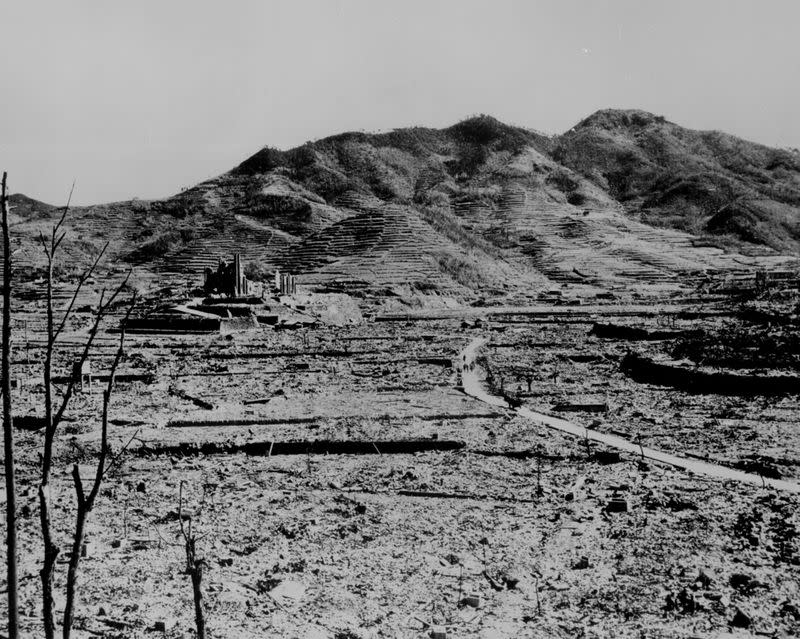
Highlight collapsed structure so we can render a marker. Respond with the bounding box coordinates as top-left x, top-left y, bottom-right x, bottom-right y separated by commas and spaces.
204, 254, 250, 297
123, 253, 313, 334
275, 270, 296, 295
203, 255, 298, 297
